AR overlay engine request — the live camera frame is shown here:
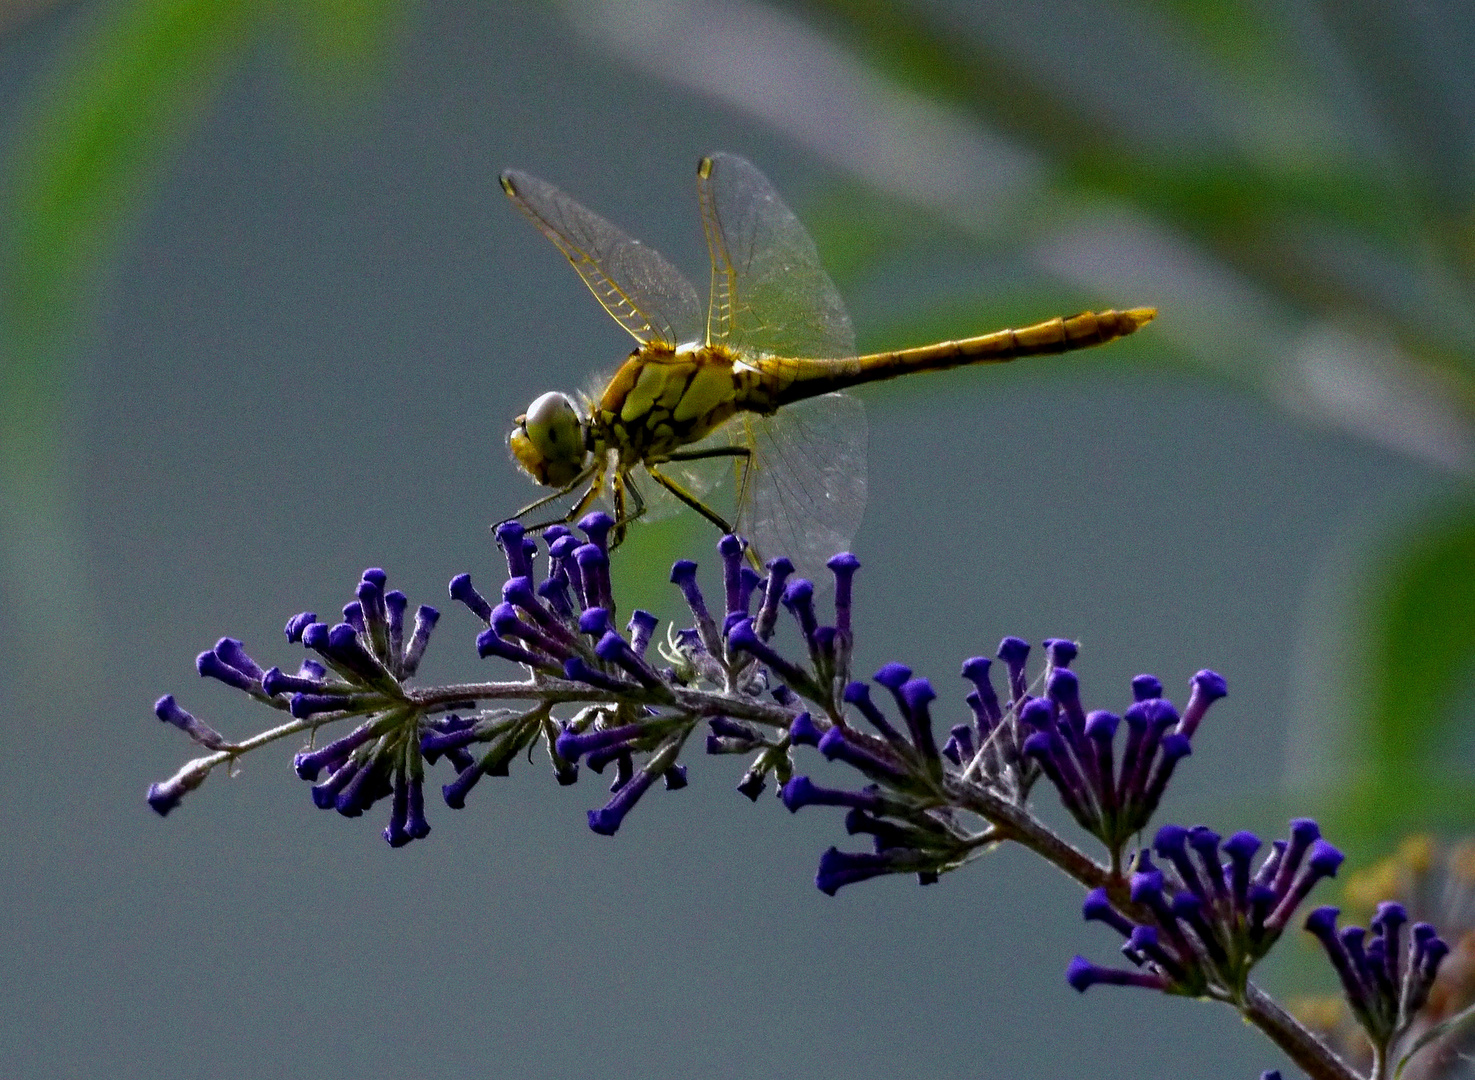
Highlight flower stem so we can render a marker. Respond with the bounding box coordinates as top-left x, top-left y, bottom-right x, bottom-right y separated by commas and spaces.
1242, 983, 1364, 1080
